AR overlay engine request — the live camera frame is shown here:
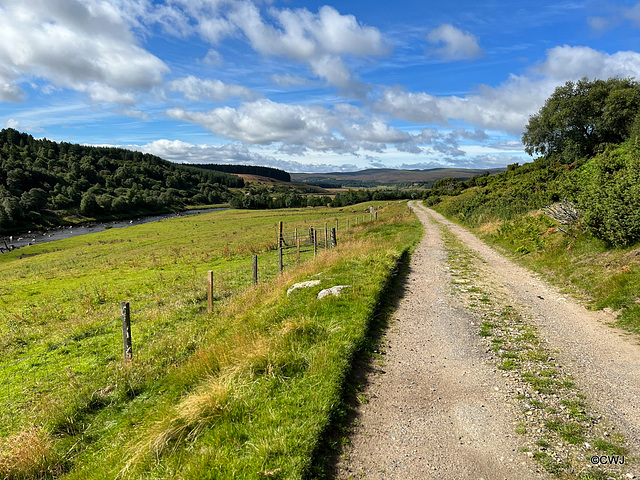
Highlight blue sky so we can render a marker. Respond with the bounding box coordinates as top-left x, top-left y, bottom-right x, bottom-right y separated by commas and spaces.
1, 0, 640, 173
